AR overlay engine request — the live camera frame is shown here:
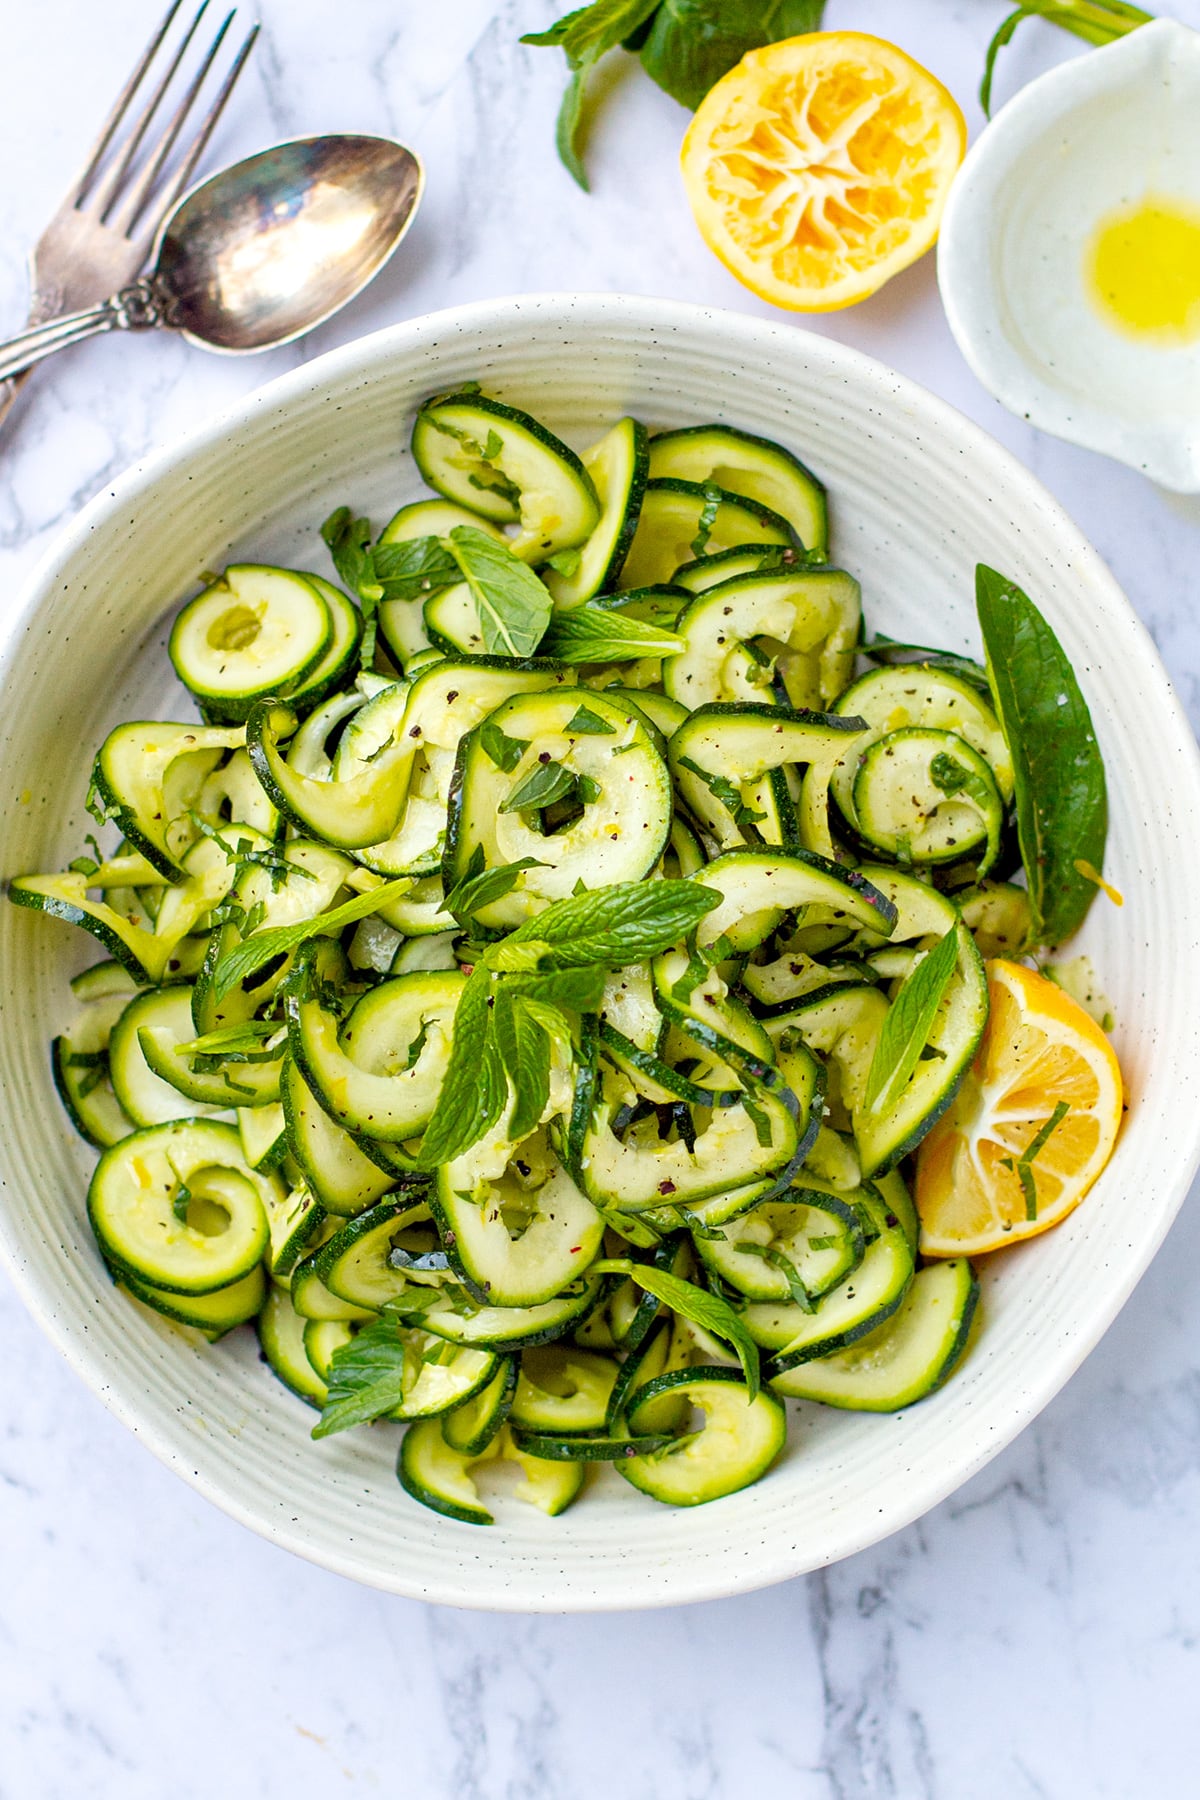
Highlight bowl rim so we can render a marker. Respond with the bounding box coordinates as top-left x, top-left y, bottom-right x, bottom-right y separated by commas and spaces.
937, 18, 1200, 492
3, 289, 1200, 1611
